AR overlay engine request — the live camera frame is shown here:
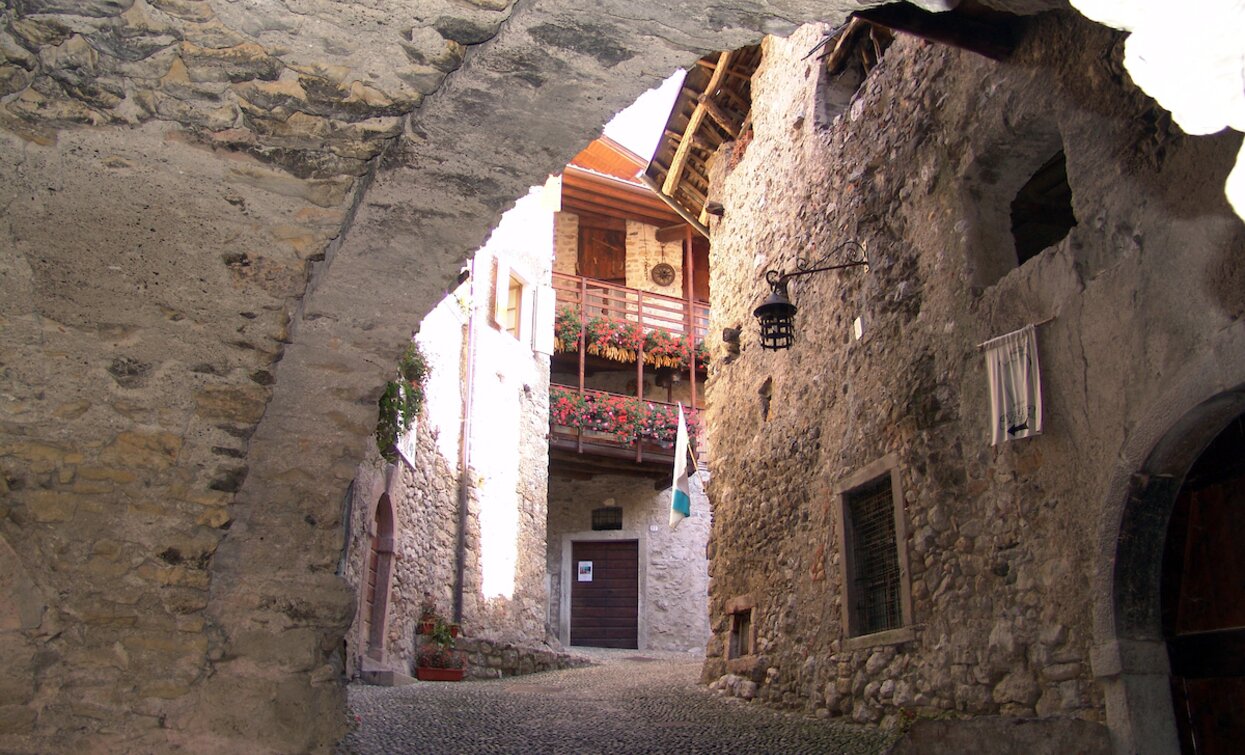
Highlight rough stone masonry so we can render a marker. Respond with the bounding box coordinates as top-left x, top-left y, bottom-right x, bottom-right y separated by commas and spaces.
0, 1, 1228, 753
698, 13, 1242, 753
